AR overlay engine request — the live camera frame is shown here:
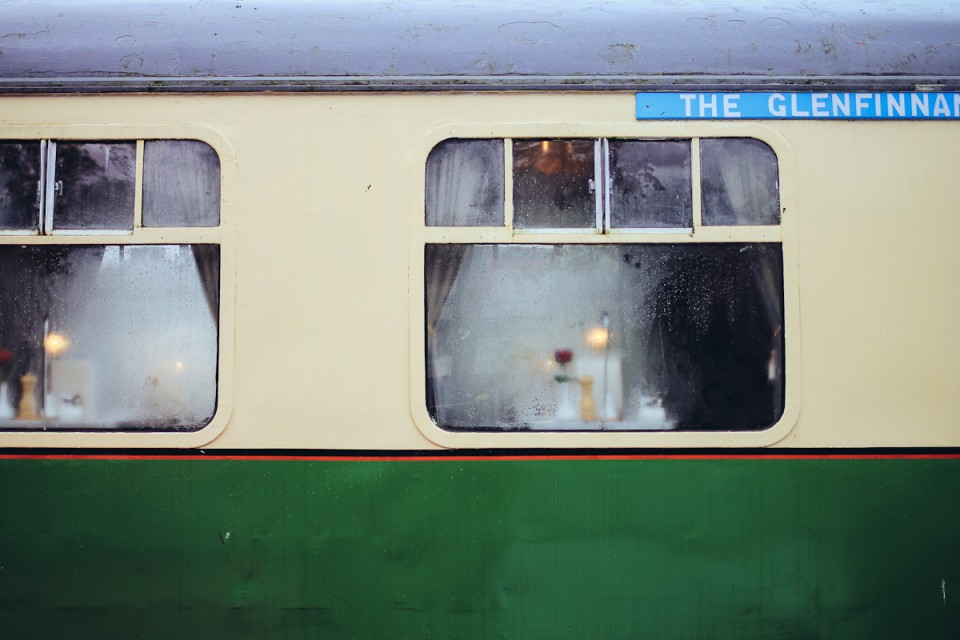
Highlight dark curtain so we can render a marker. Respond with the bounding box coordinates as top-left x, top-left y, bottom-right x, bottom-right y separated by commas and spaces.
191, 245, 220, 325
